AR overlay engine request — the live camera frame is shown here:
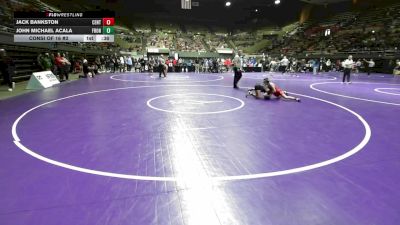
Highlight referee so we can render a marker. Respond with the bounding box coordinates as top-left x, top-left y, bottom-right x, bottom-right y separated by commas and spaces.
342, 55, 354, 84
158, 55, 166, 78
233, 52, 242, 88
